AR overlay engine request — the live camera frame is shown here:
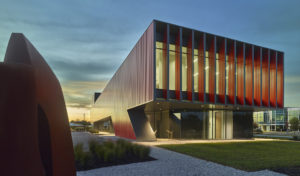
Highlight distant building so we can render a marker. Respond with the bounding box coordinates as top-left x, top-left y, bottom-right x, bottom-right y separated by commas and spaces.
254, 108, 300, 131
